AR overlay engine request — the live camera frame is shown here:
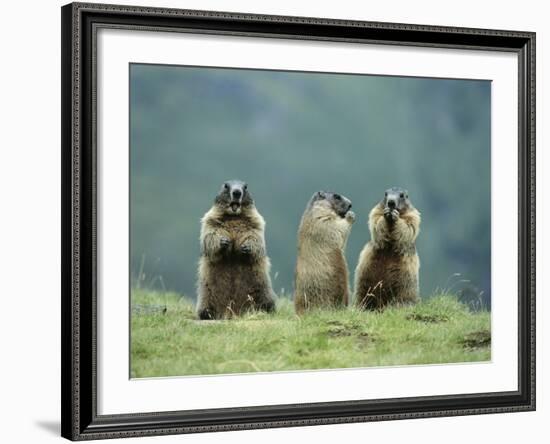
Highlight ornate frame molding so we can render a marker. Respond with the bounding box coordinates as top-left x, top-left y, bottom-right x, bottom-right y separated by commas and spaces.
61, 2, 535, 440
